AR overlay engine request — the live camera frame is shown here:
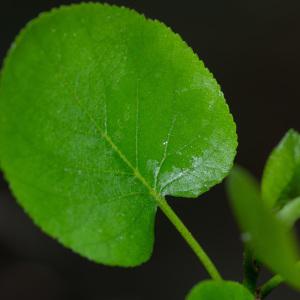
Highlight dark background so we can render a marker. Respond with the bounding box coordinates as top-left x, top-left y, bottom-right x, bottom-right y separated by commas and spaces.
1, 0, 300, 299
